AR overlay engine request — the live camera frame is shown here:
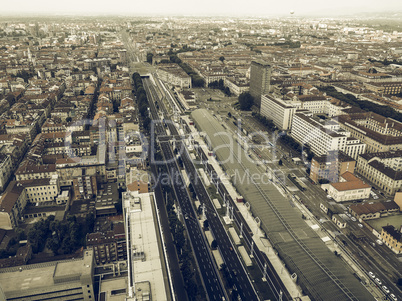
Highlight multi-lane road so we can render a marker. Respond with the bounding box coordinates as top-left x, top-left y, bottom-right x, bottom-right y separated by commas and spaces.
144, 77, 228, 301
